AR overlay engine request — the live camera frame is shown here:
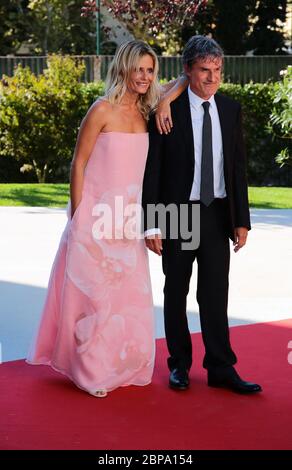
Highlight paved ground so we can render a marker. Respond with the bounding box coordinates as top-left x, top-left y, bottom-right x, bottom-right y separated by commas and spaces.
0, 206, 291, 362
